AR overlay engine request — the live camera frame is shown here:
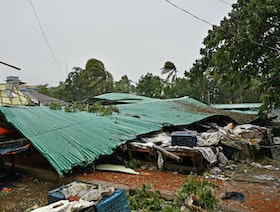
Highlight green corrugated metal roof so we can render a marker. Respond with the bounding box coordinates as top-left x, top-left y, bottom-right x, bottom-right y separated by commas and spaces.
117, 97, 215, 126
0, 95, 258, 176
0, 106, 162, 176
227, 109, 259, 115
211, 103, 262, 109
95, 93, 156, 103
